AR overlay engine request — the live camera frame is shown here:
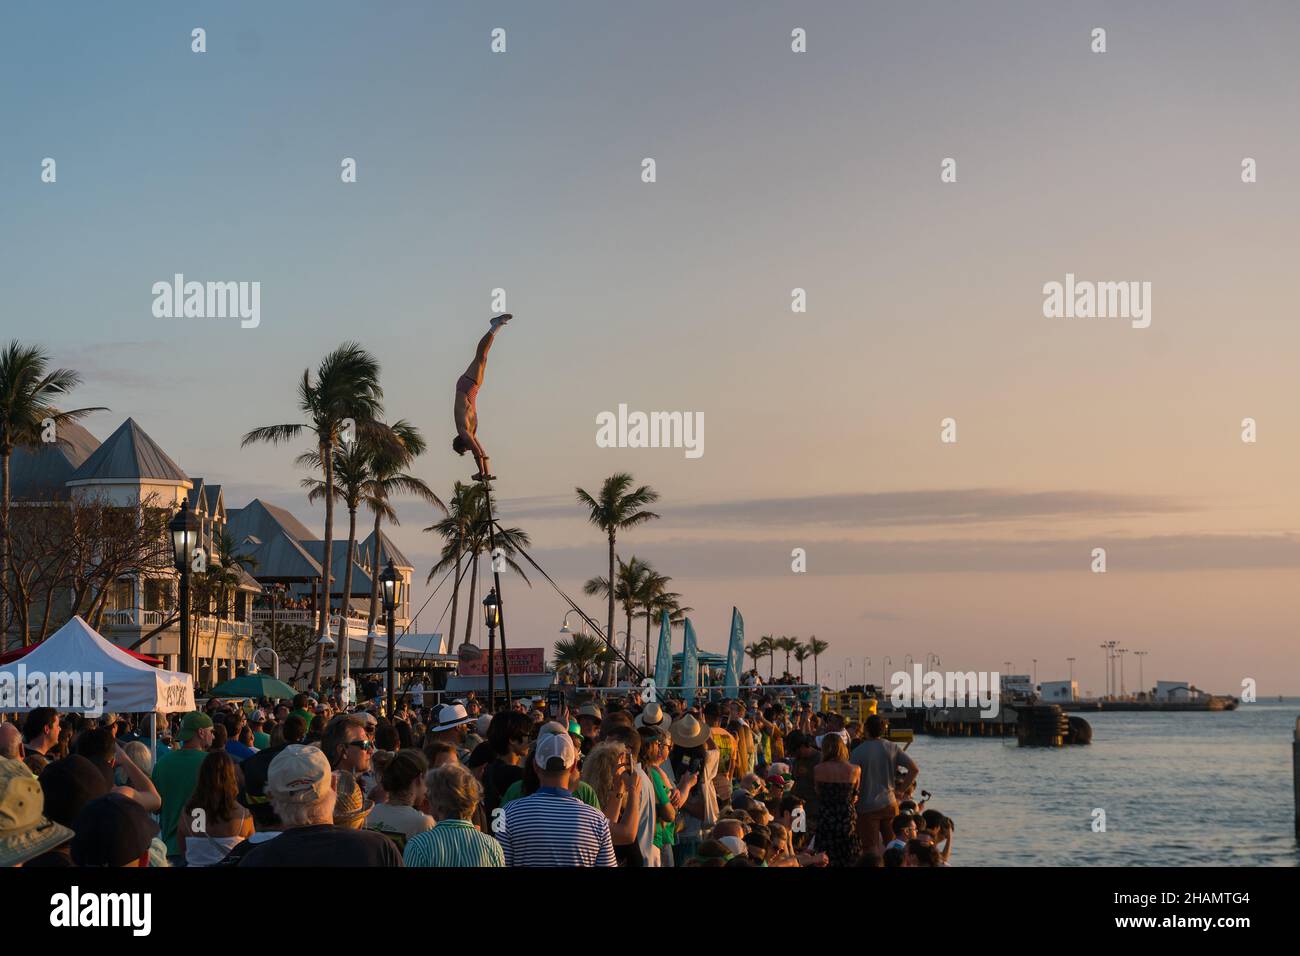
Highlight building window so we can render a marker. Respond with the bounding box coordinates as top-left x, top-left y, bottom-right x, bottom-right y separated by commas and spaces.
144, 578, 173, 612
110, 579, 133, 611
